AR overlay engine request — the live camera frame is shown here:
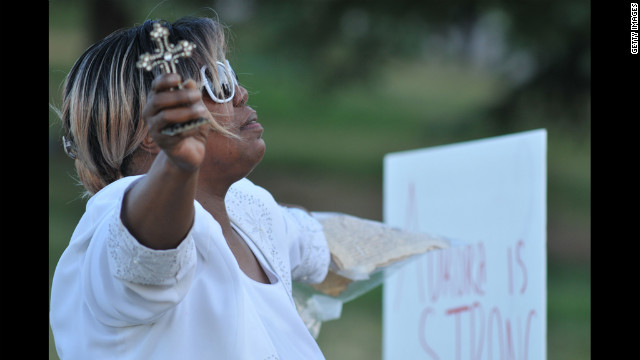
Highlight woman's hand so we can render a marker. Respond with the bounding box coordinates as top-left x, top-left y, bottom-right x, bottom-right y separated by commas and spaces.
142, 73, 212, 173
122, 73, 210, 250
